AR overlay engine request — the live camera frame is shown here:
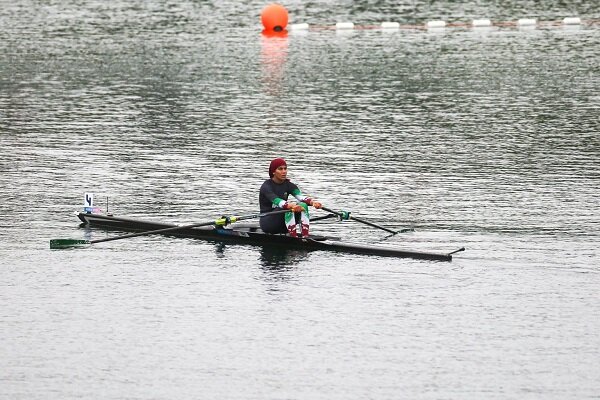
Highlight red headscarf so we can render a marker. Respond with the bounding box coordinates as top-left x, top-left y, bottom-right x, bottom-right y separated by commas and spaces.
269, 158, 287, 178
